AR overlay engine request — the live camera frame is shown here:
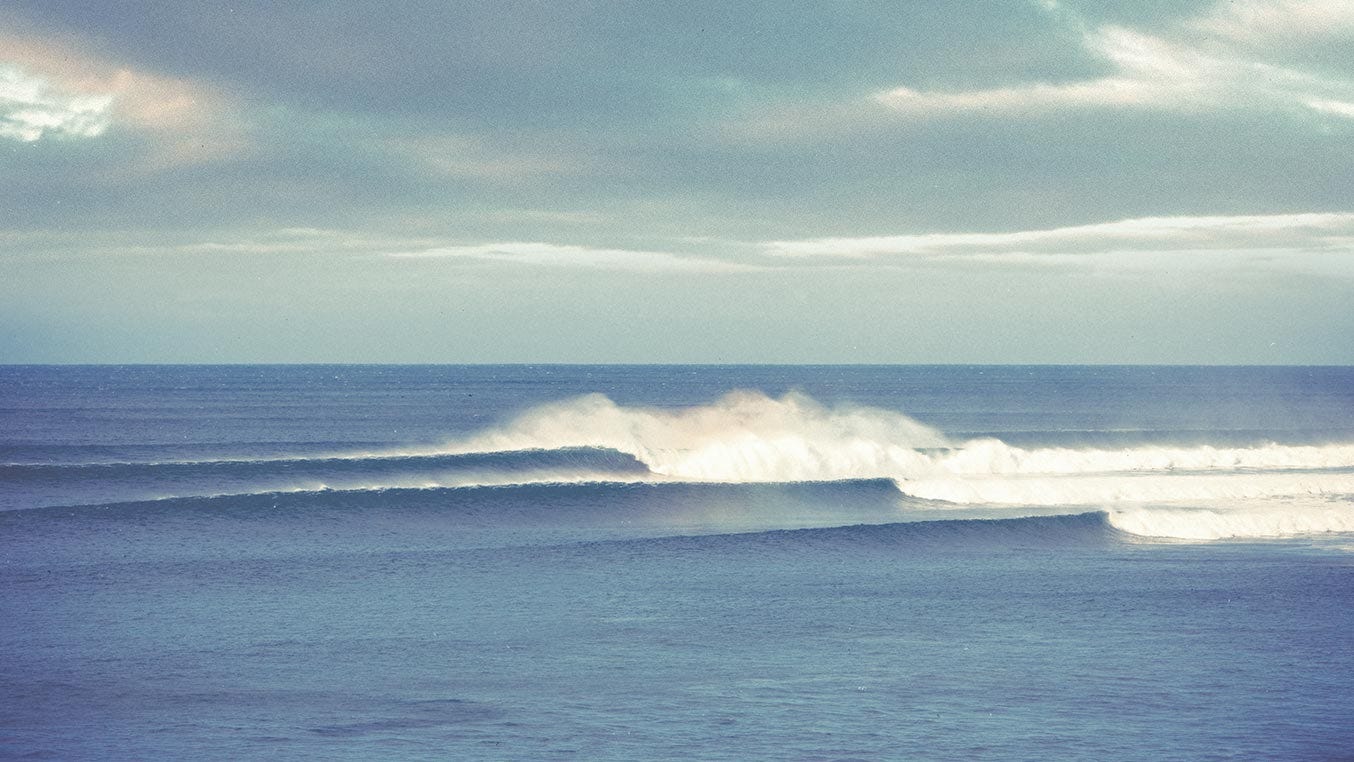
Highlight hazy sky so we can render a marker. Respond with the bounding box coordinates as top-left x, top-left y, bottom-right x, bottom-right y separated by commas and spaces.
3, 0, 1353, 363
